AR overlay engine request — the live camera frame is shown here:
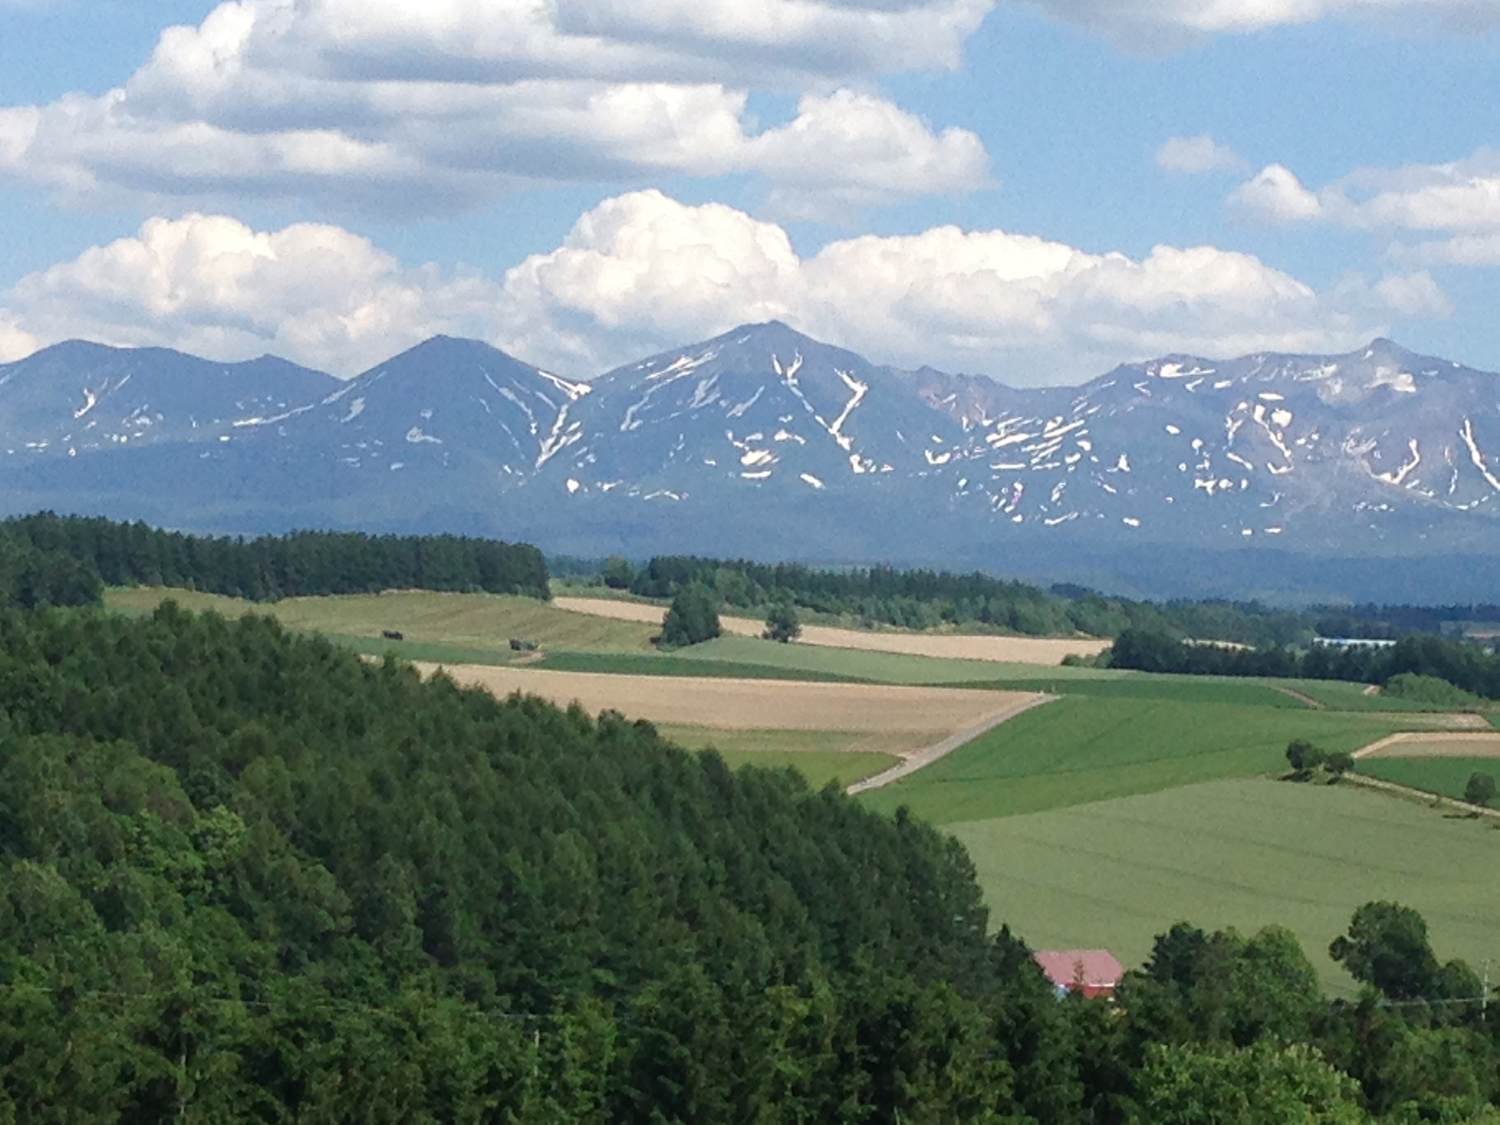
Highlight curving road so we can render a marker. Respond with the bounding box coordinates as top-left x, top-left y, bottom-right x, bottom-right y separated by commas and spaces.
847, 694, 1058, 794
